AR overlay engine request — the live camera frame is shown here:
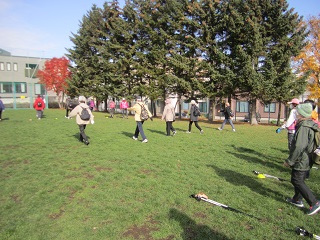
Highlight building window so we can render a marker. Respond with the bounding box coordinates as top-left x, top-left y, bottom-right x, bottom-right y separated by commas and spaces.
0, 62, 4, 71
25, 63, 39, 78
198, 102, 207, 112
0, 82, 13, 93
236, 101, 249, 113
6, 62, 11, 71
35, 83, 45, 95
15, 82, 27, 93
13, 63, 18, 71
264, 103, 276, 113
